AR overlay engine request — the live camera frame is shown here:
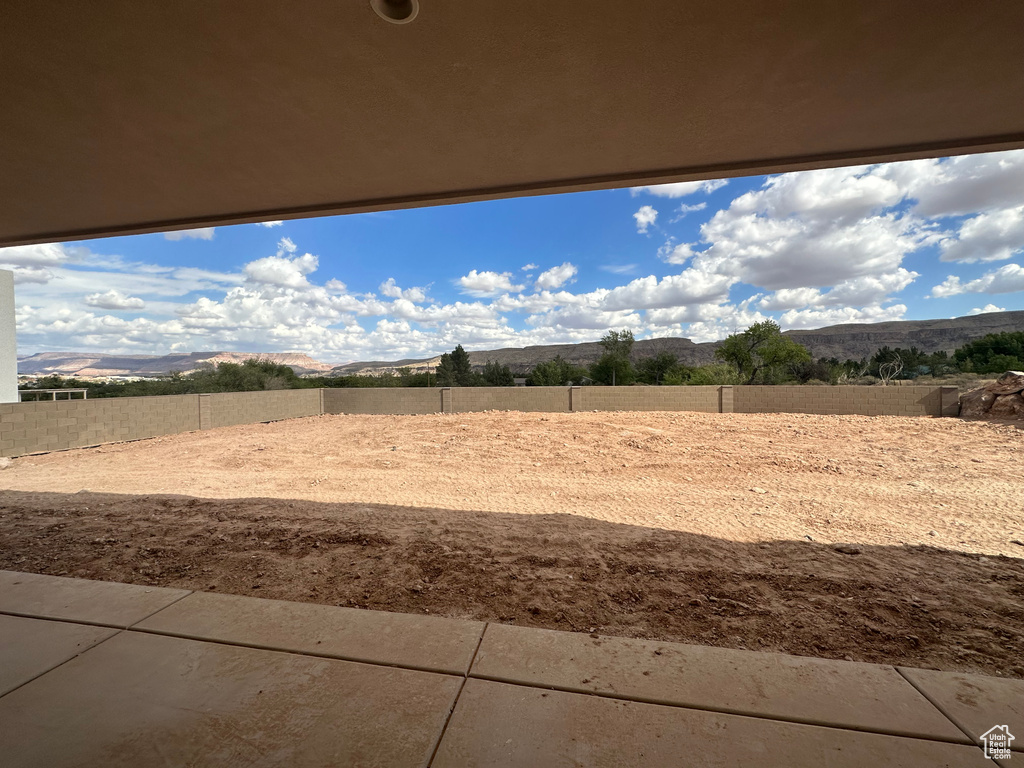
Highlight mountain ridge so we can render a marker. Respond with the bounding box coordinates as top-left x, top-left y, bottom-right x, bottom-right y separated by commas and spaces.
17, 351, 334, 378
